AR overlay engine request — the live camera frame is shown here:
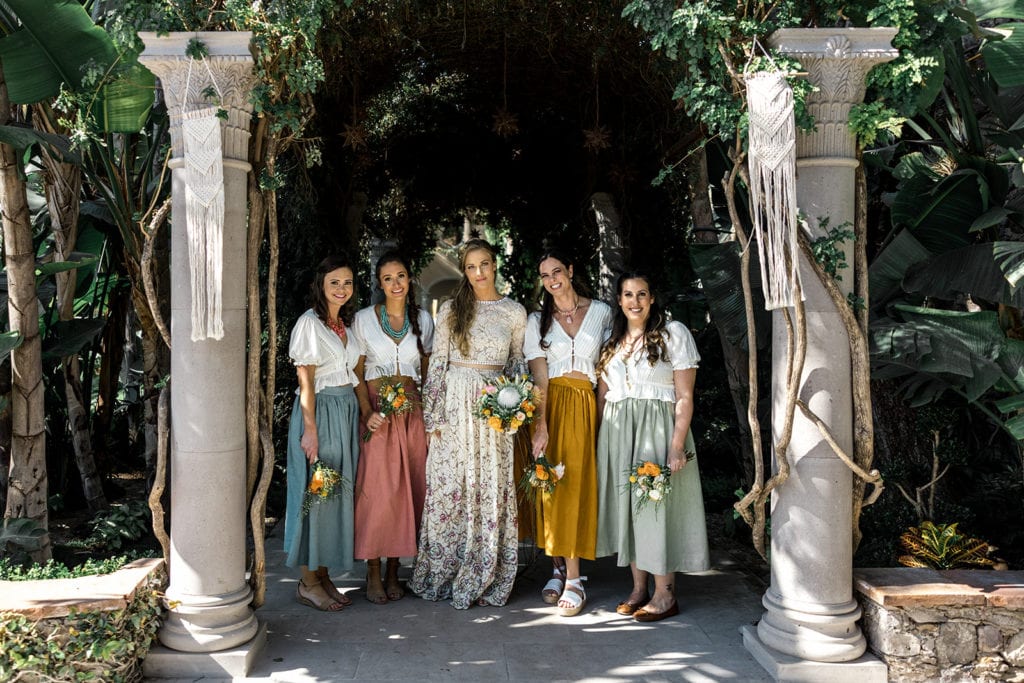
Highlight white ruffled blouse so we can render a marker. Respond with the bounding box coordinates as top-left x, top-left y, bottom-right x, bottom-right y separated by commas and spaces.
524, 300, 613, 386
601, 320, 700, 403
352, 306, 435, 384
288, 309, 363, 393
